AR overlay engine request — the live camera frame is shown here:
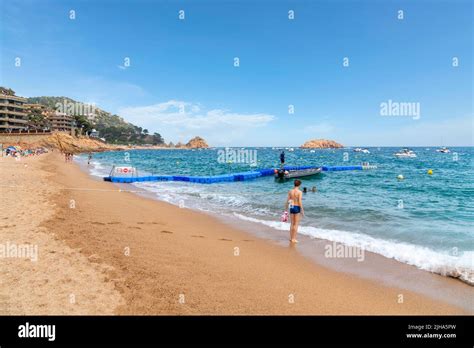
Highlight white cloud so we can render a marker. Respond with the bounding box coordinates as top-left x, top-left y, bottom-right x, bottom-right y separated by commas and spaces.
118, 100, 275, 145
